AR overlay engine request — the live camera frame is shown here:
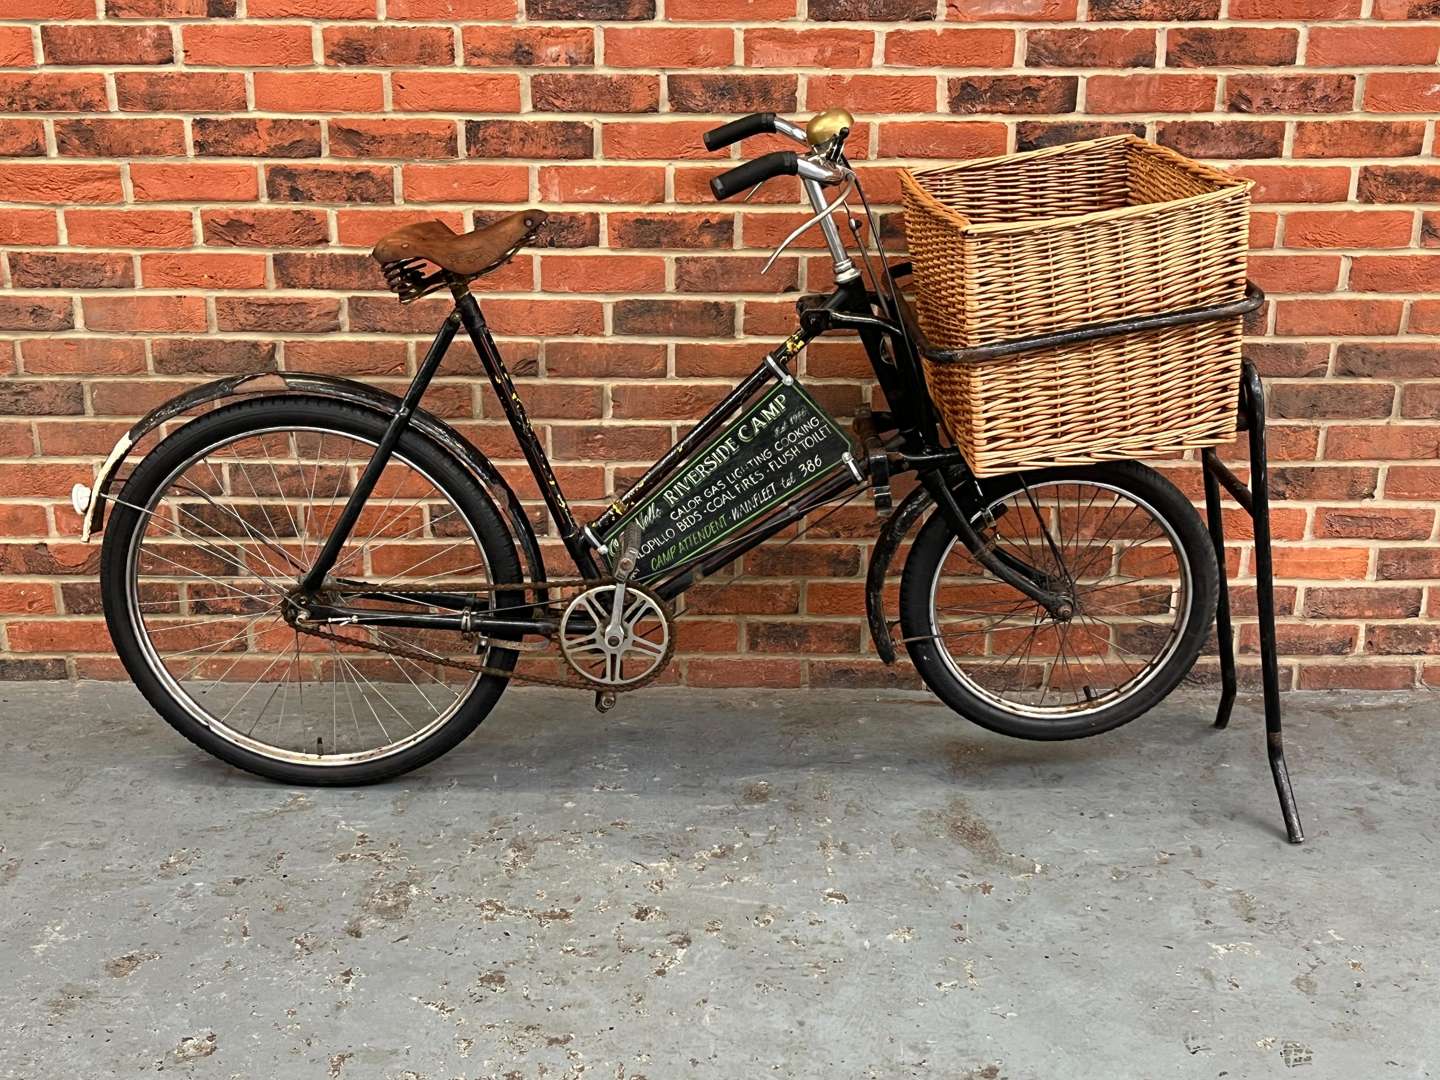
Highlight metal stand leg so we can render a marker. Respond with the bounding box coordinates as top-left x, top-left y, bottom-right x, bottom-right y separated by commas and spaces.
1202, 448, 1236, 731
1200, 361, 1304, 844
1242, 365, 1304, 844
